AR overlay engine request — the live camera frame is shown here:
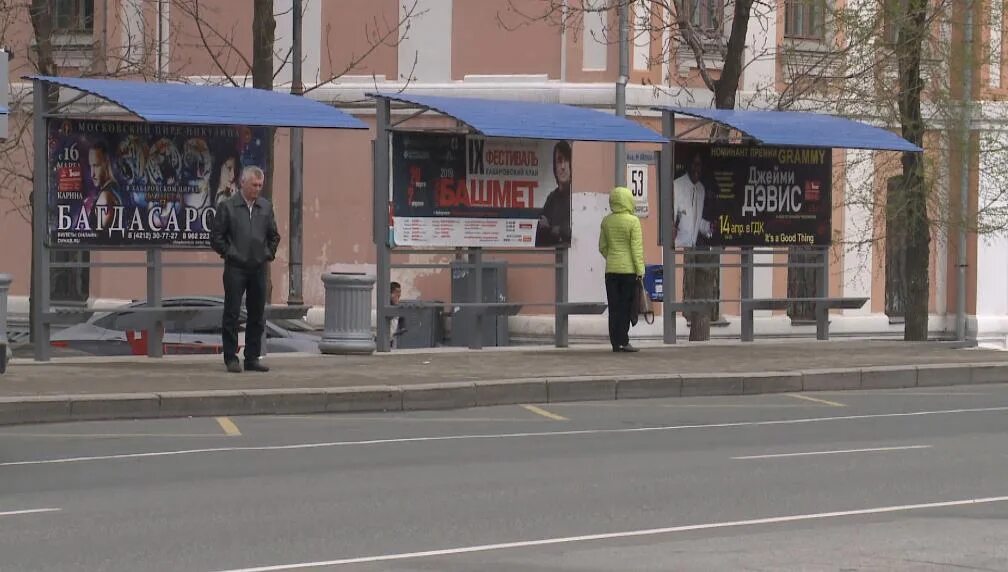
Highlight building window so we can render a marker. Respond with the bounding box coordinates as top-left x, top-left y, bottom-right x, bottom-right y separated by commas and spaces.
686, 0, 721, 32
882, 0, 908, 46
53, 0, 94, 34
784, 0, 826, 40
